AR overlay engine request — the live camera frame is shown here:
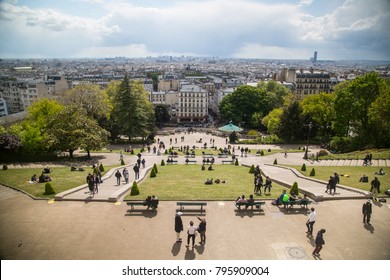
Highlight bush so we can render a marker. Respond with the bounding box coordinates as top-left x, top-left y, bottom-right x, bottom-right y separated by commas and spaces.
249, 164, 255, 174
309, 168, 316, 176
120, 159, 125, 165
229, 131, 238, 143
44, 182, 55, 195
130, 181, 140, 196
273, 159, 278, 165
165, 149, 168, 154
140, 147, 145, 152
235, 158, 239, 166
153, 163, 158, 174
247, 130, 259, 137
290, 182, 299, 196
150, 168, 157, 178
131, 150, 134, 155
301, 163, 306, 171
2, 164, 8, 170
161, 159, 165, 166
99, 163, 105, 172
318, 149, 328, 157
261, 150, 264, 156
